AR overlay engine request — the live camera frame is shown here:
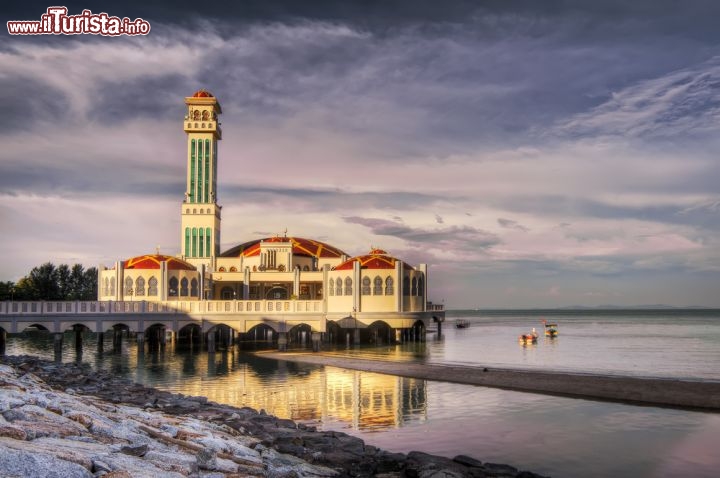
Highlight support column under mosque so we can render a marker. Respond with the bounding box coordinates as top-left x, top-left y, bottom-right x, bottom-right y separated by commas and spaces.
207, 331, 216, 353
395, 329, 402, 344
97, 332, 104, 353
311, 332, 321, 352
136, 331, 145, 353
353, 328, 360, 345
278, 332, 288, 351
